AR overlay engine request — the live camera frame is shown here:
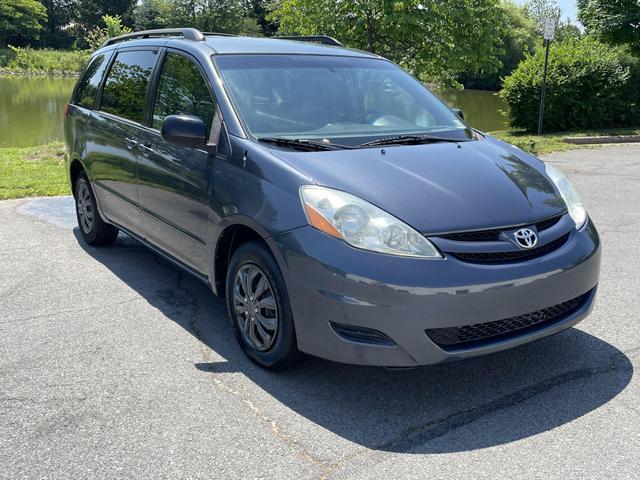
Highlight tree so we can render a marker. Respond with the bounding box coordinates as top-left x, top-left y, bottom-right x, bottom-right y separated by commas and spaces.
458, 1, 539, 90
86, 15, 132, 50
525, 0, 561, 32
0, 0, 47, 47
132, 0, 174, 30
170, 0, 247, 34
40, 0, 77, 48
578, 0, 640, 55
269, 0, 504, 83
75, 0, 136, 36
554, 20, 582, 42
246, 0, 278, 36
